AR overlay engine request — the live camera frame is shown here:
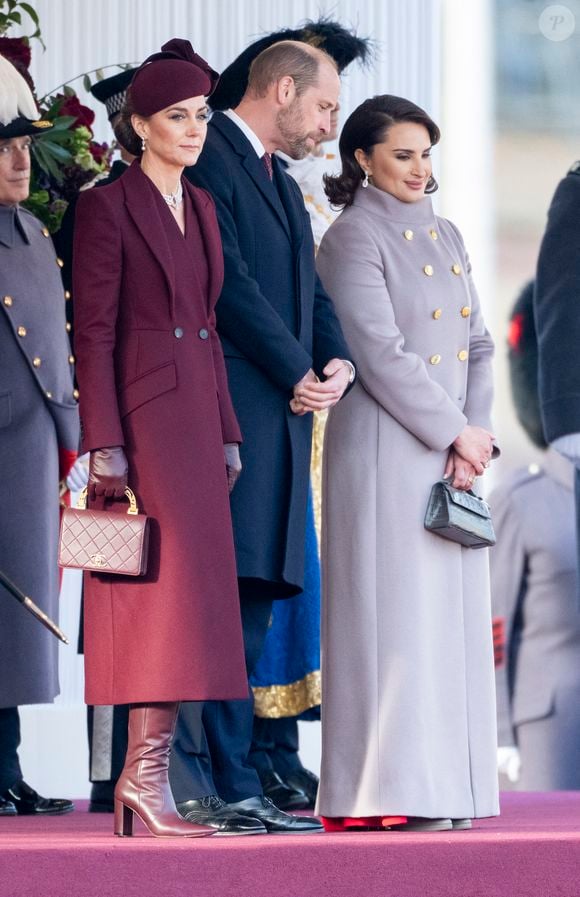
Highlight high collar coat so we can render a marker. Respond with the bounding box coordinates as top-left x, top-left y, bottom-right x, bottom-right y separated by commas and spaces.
185, 113, 351, 599
73, 161, 247, 705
